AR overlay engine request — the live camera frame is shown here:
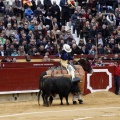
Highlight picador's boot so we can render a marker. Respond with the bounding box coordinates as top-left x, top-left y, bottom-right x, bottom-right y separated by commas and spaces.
72, 77, 80, 83
78, 99, 83, 104
73, 101, 77, 105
